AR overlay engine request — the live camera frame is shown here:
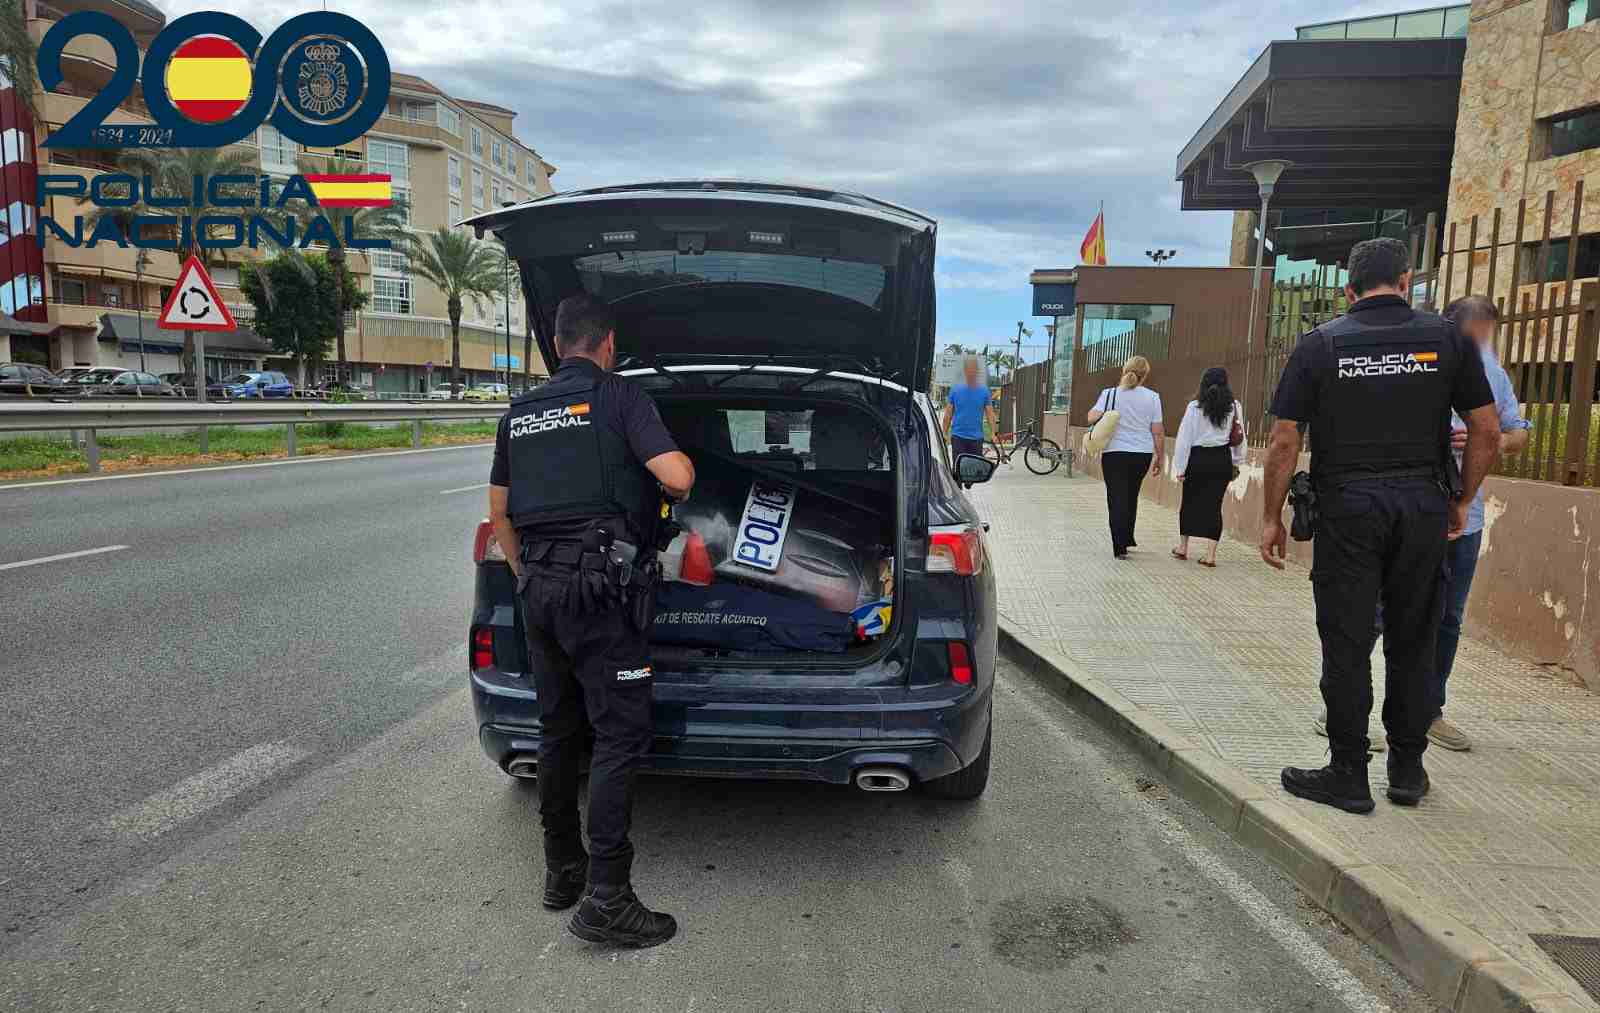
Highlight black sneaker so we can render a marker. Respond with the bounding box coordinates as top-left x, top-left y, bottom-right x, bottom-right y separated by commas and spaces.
1281, 759, 1375, 814
1386, 758, 1431, 806
543, 861, 587, 911
568, 886, 677, 948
